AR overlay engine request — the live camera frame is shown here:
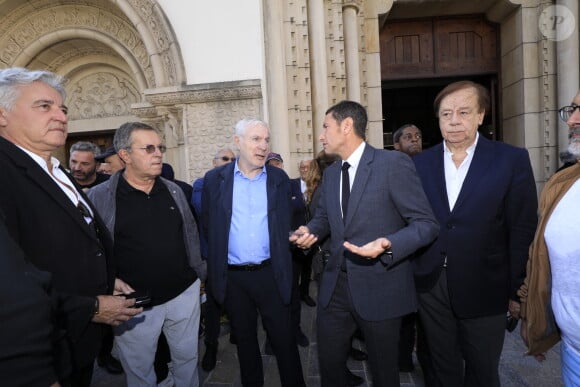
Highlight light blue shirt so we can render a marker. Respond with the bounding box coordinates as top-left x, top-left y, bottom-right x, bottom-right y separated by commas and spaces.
228, 162, 270, 265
